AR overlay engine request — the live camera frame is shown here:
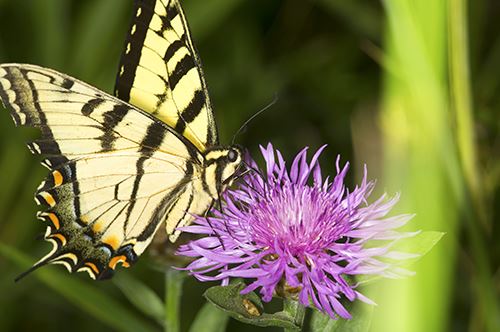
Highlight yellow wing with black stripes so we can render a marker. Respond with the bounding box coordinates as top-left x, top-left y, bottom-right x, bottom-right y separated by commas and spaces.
115, 0, 218, 152
0, 64, 213, 280
0, 0, 243, 281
